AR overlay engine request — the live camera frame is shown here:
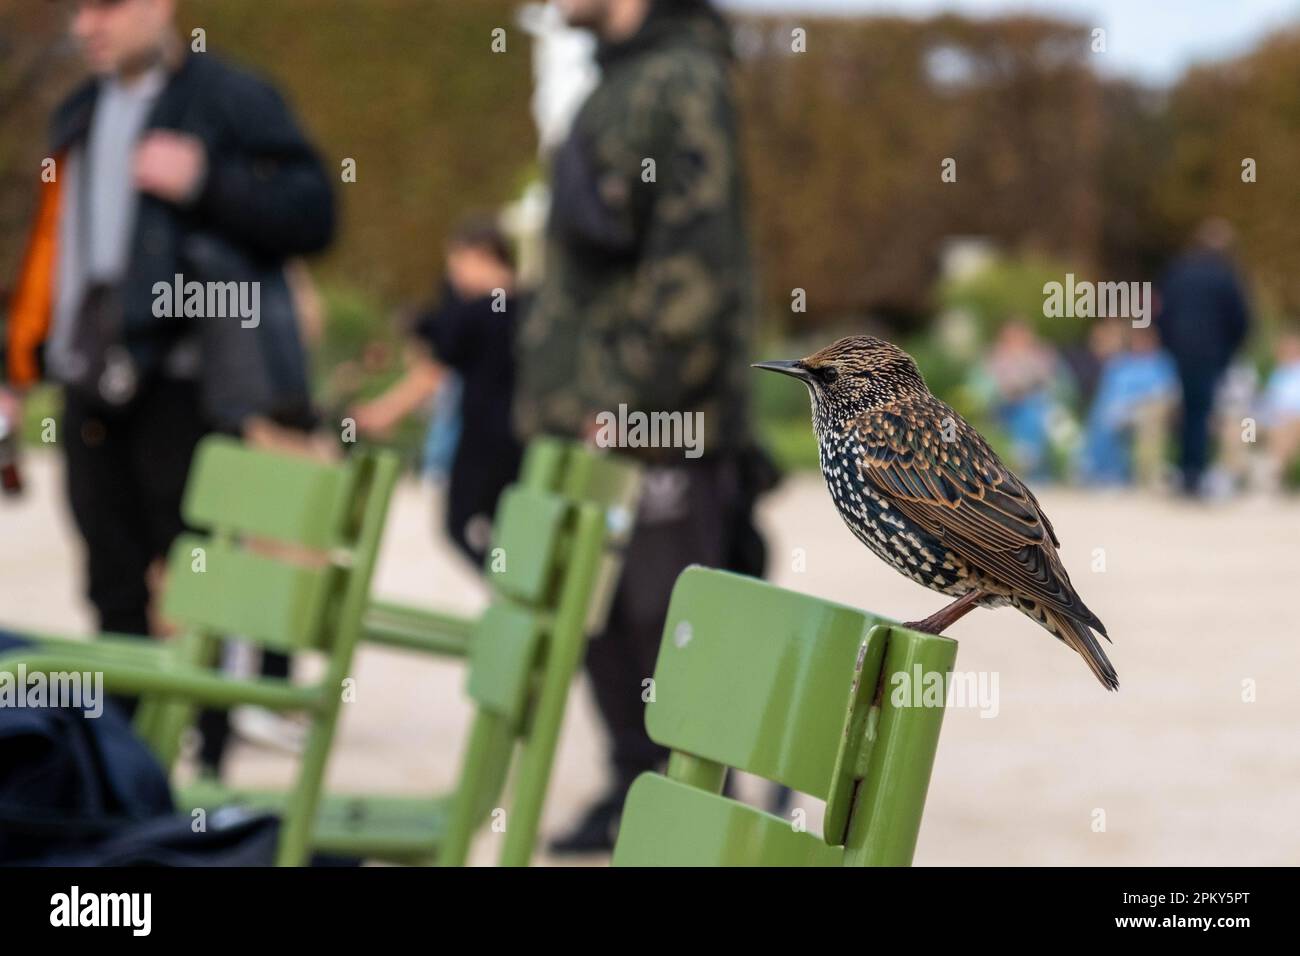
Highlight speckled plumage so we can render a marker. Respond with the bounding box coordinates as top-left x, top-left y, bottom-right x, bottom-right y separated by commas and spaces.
755, 335, 1119, 690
